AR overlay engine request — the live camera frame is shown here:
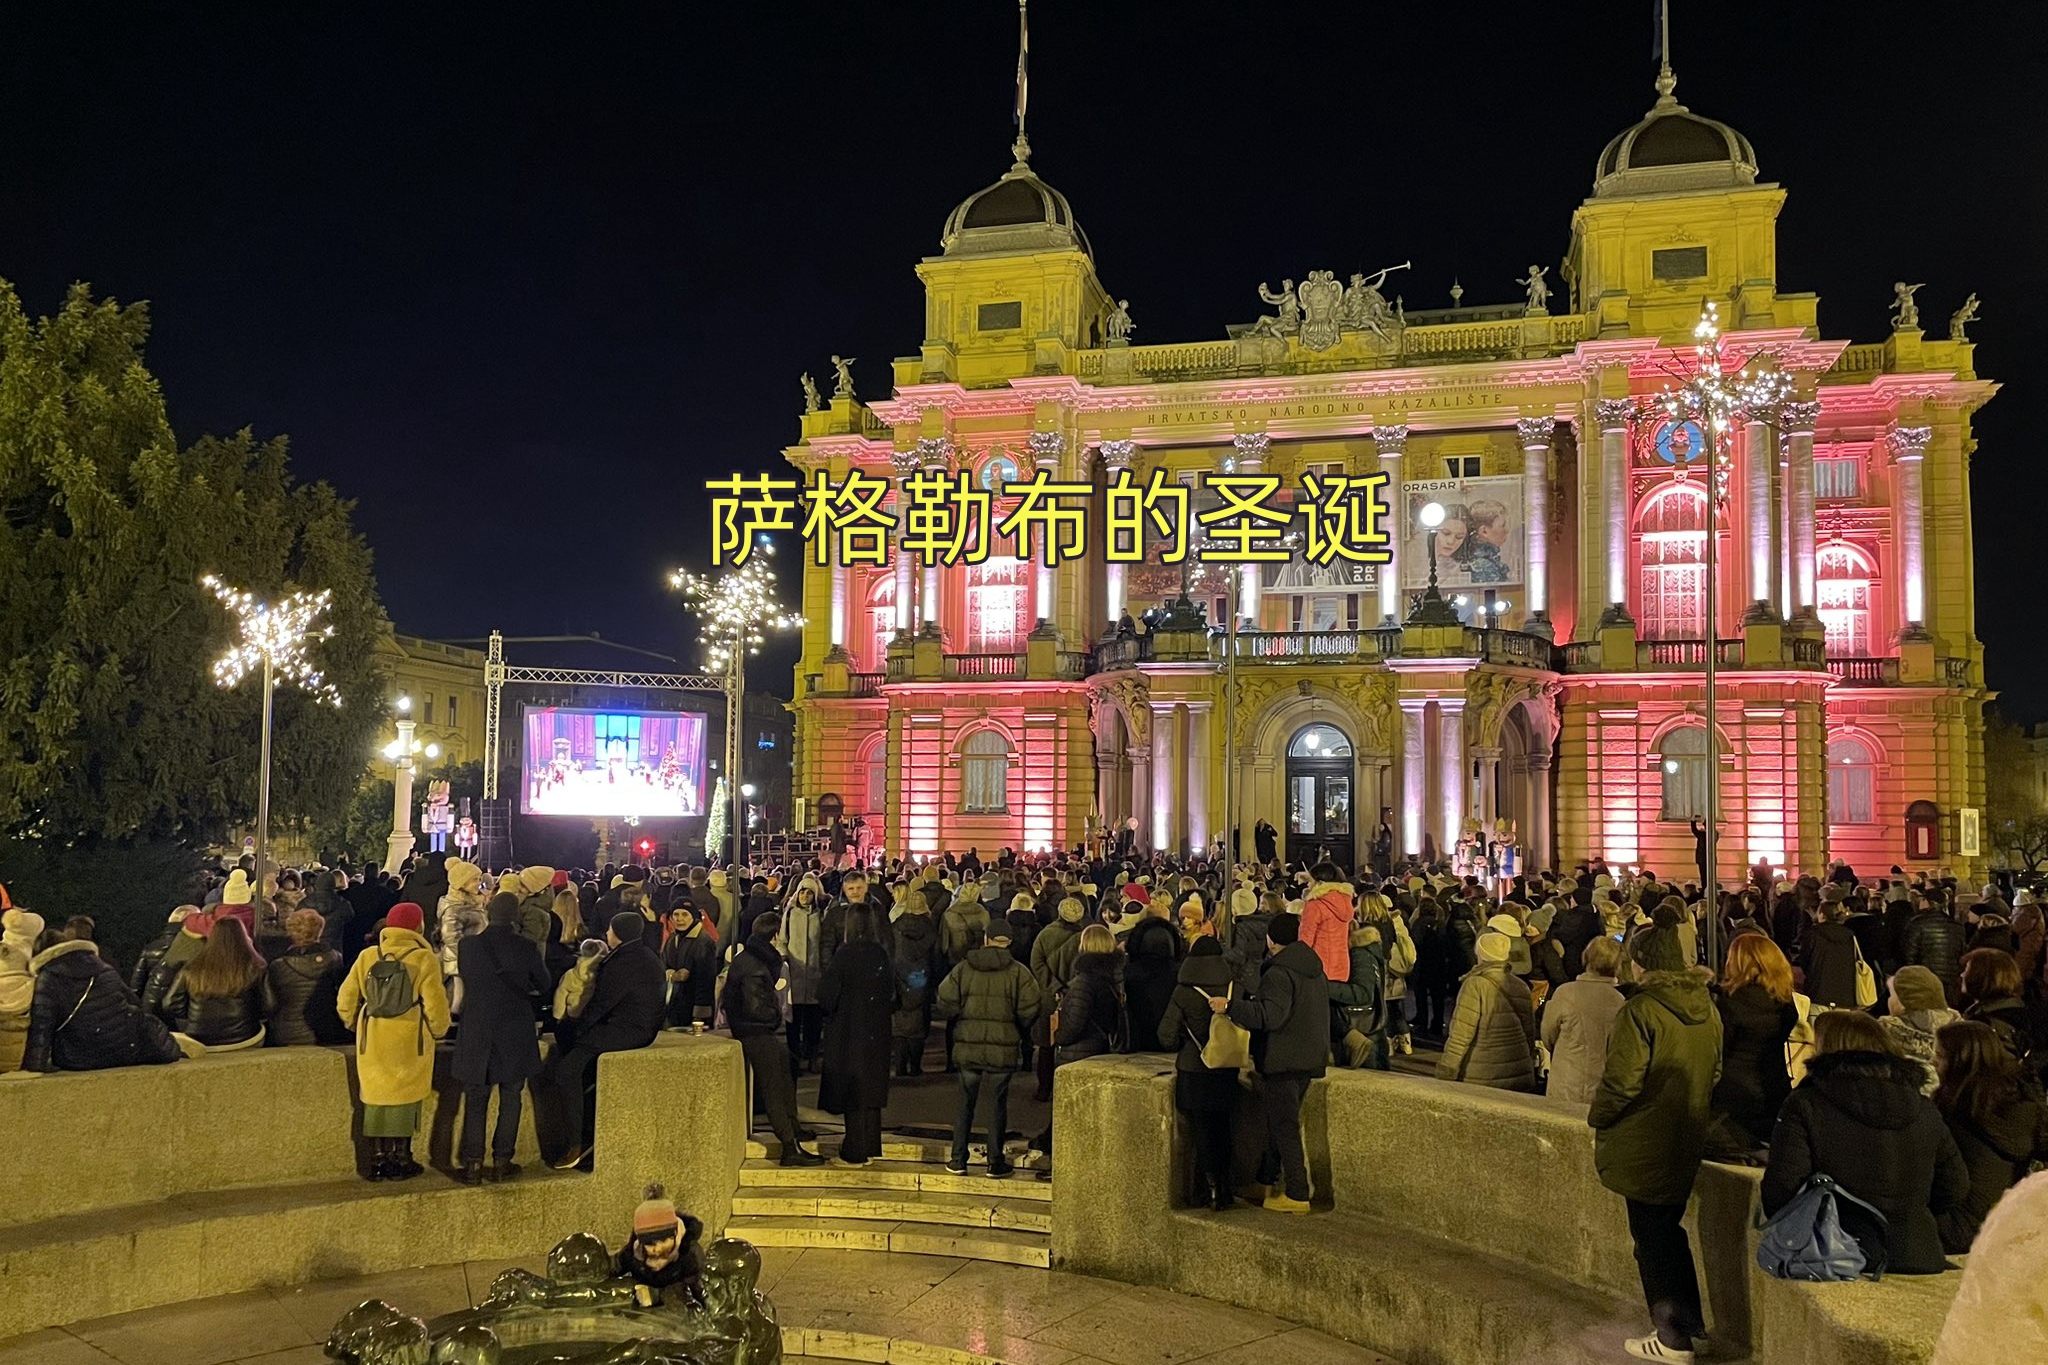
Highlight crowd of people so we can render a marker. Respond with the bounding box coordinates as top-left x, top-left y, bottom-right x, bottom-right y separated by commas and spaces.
2, 842, 2043, 1365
